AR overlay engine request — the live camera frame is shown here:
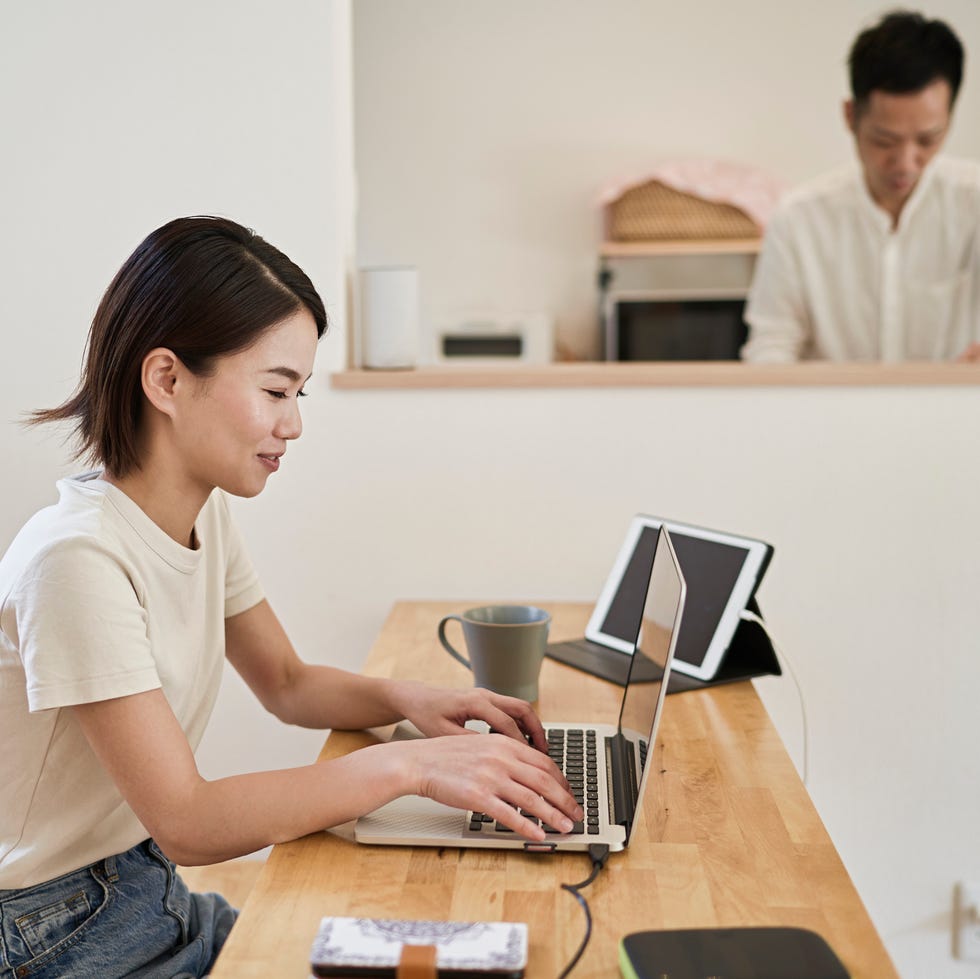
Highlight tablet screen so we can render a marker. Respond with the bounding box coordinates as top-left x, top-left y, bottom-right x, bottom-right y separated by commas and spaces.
591, 516, 770, 679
